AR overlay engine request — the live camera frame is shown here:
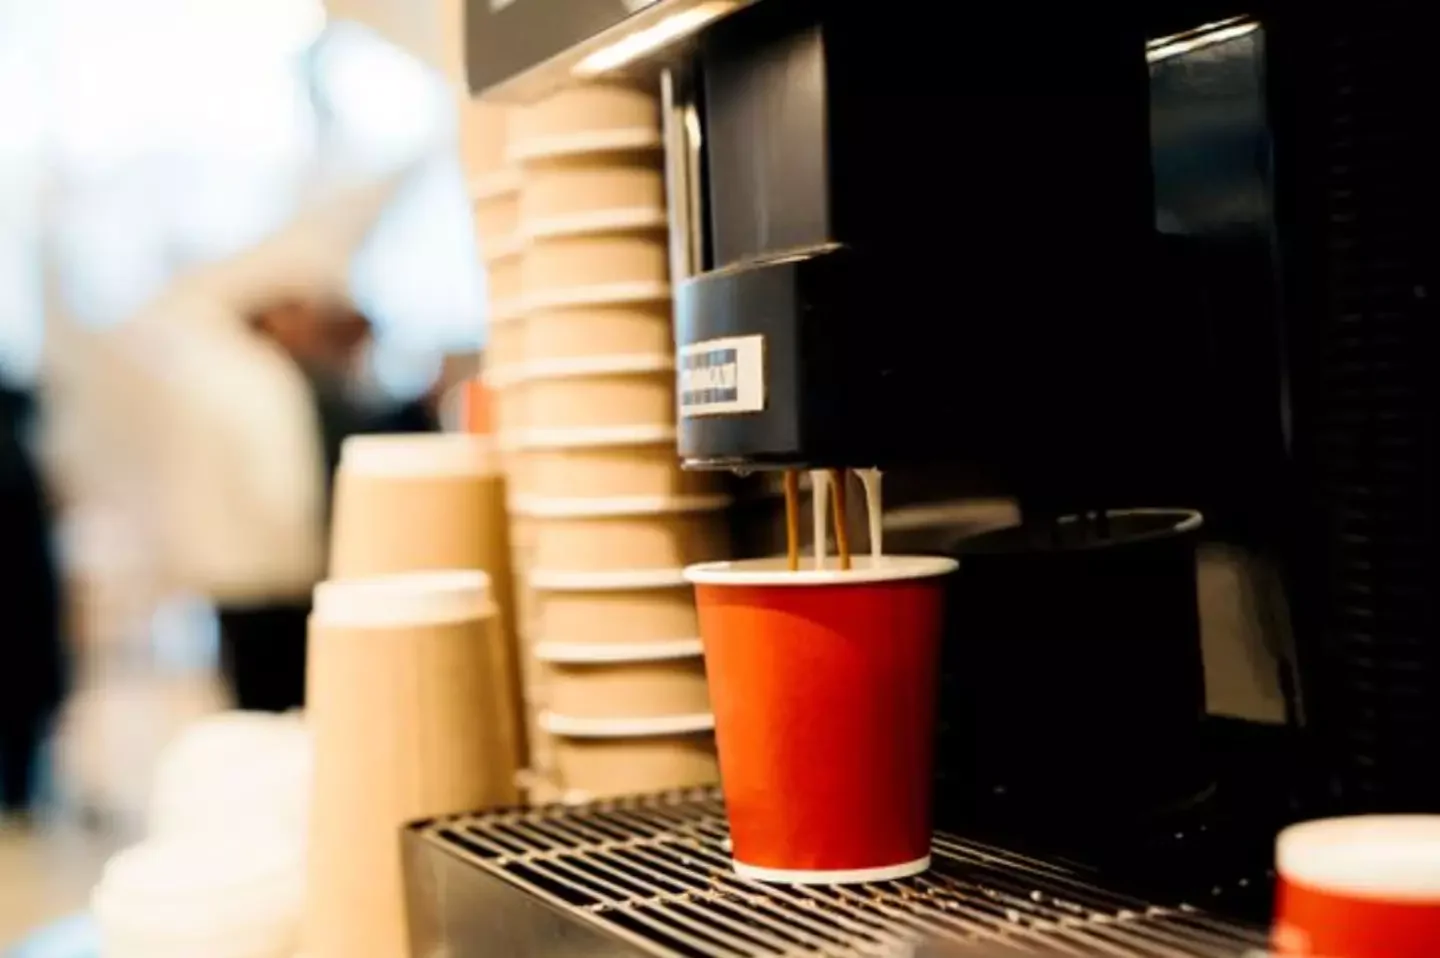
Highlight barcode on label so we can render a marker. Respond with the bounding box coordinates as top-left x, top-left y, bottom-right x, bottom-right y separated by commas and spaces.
679, 335, 765, 417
